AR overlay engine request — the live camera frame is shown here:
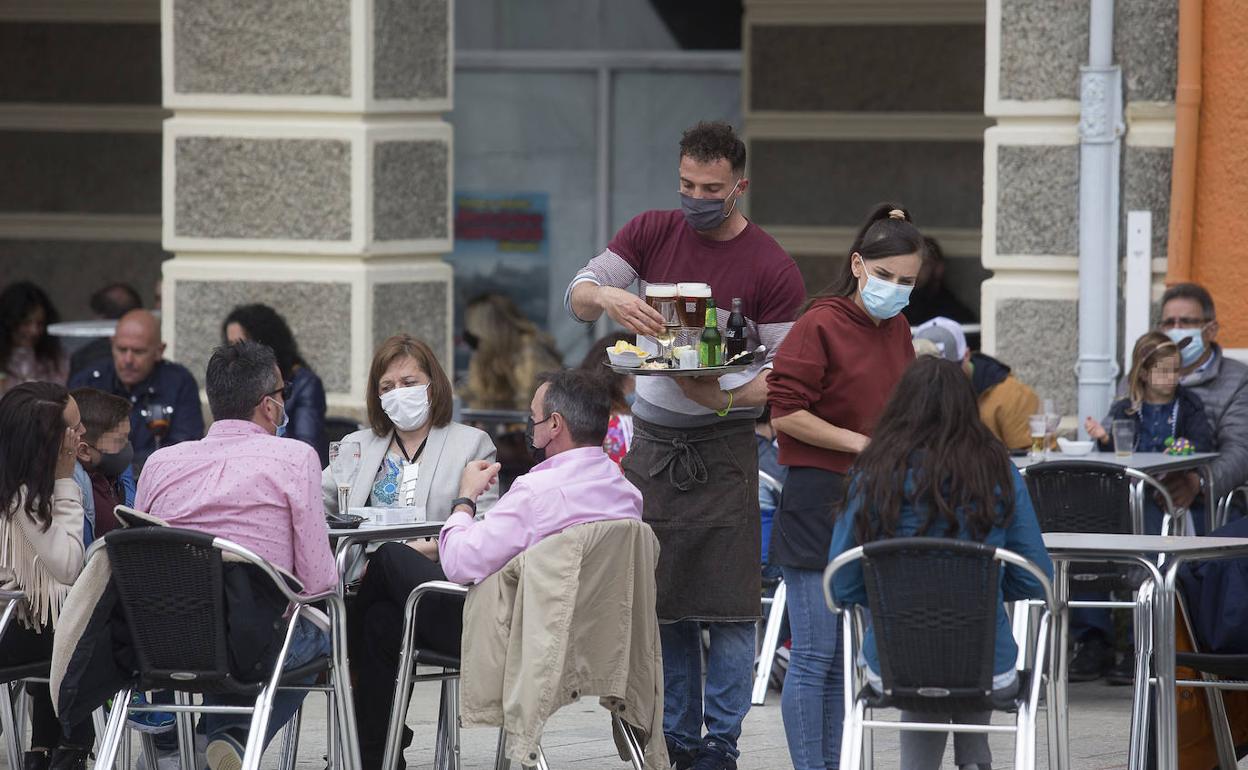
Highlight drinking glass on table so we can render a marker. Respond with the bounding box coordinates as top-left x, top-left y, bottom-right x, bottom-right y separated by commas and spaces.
1112, 420, 1136, 458
644, 283, 681, 363
143, 401, 171, 449
1043, 400, 1061, 459
677, 282, 712, 346
328, 441, 362, 515
1028, 415, 1047, 461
